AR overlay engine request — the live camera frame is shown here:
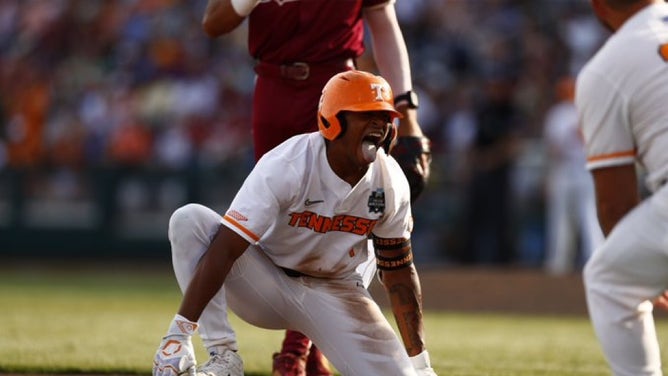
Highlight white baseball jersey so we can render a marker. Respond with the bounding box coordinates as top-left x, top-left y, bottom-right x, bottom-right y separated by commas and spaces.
576, 2, 668, 193
221, 131, 412, 278
577, 3, 668, 375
